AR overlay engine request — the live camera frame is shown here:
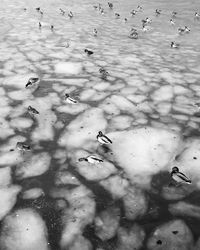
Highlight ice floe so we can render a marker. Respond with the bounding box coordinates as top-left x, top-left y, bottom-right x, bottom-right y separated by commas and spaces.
22, 188, 44, 199
55, 62, 83, 75
169, 201, 200, 219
